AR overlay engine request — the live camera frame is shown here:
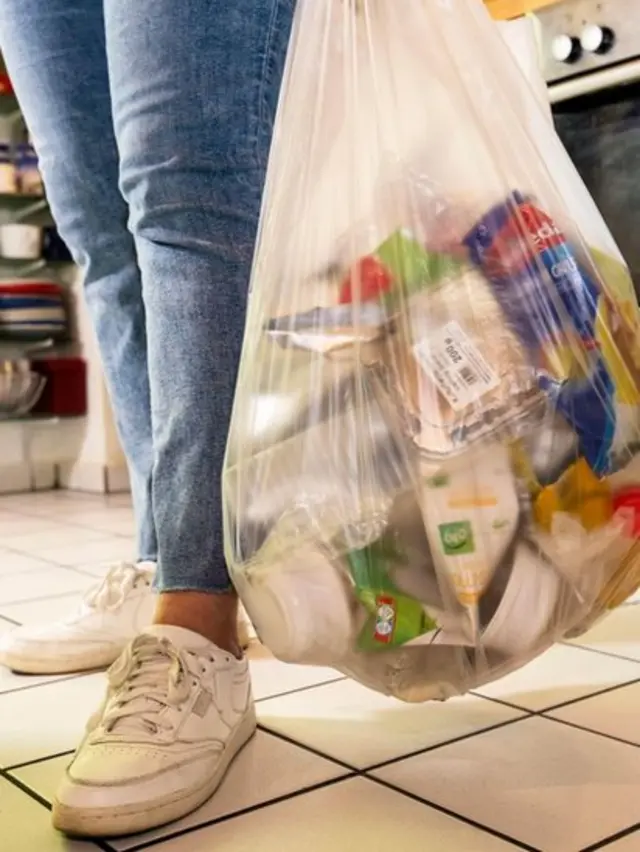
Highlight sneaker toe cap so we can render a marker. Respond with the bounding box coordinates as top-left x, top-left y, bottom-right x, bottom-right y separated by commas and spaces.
61, 741, 219, 791
53, 742, 223, 834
